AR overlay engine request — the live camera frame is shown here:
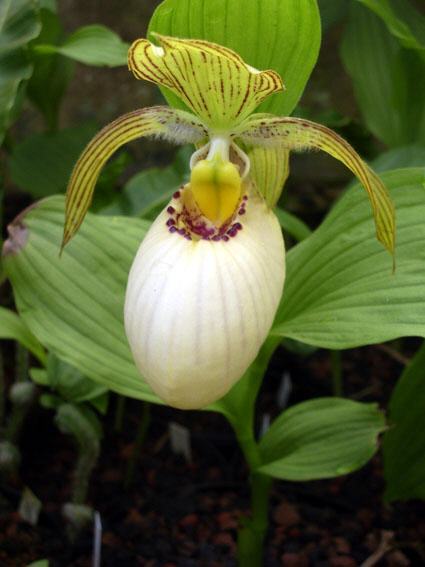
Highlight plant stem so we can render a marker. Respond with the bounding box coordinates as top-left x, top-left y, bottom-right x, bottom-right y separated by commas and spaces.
234, 422, 273, 567
73, 445, 99, 505
331, 350, 343, 397
114, 395, 126, 432
0, 348, 4, 429
222, 337, 281, 566
124, 402, 151, 488
237, 473, 273, 567
15, 344, 29, 382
